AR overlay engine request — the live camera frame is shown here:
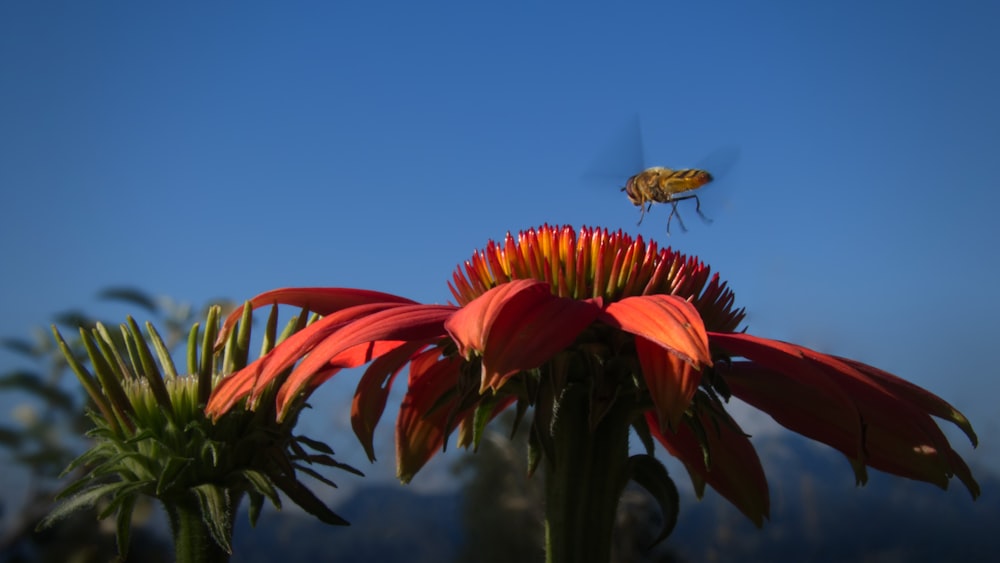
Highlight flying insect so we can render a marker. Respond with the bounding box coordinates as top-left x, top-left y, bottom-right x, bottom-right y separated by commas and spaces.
621, 166, 715, 234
